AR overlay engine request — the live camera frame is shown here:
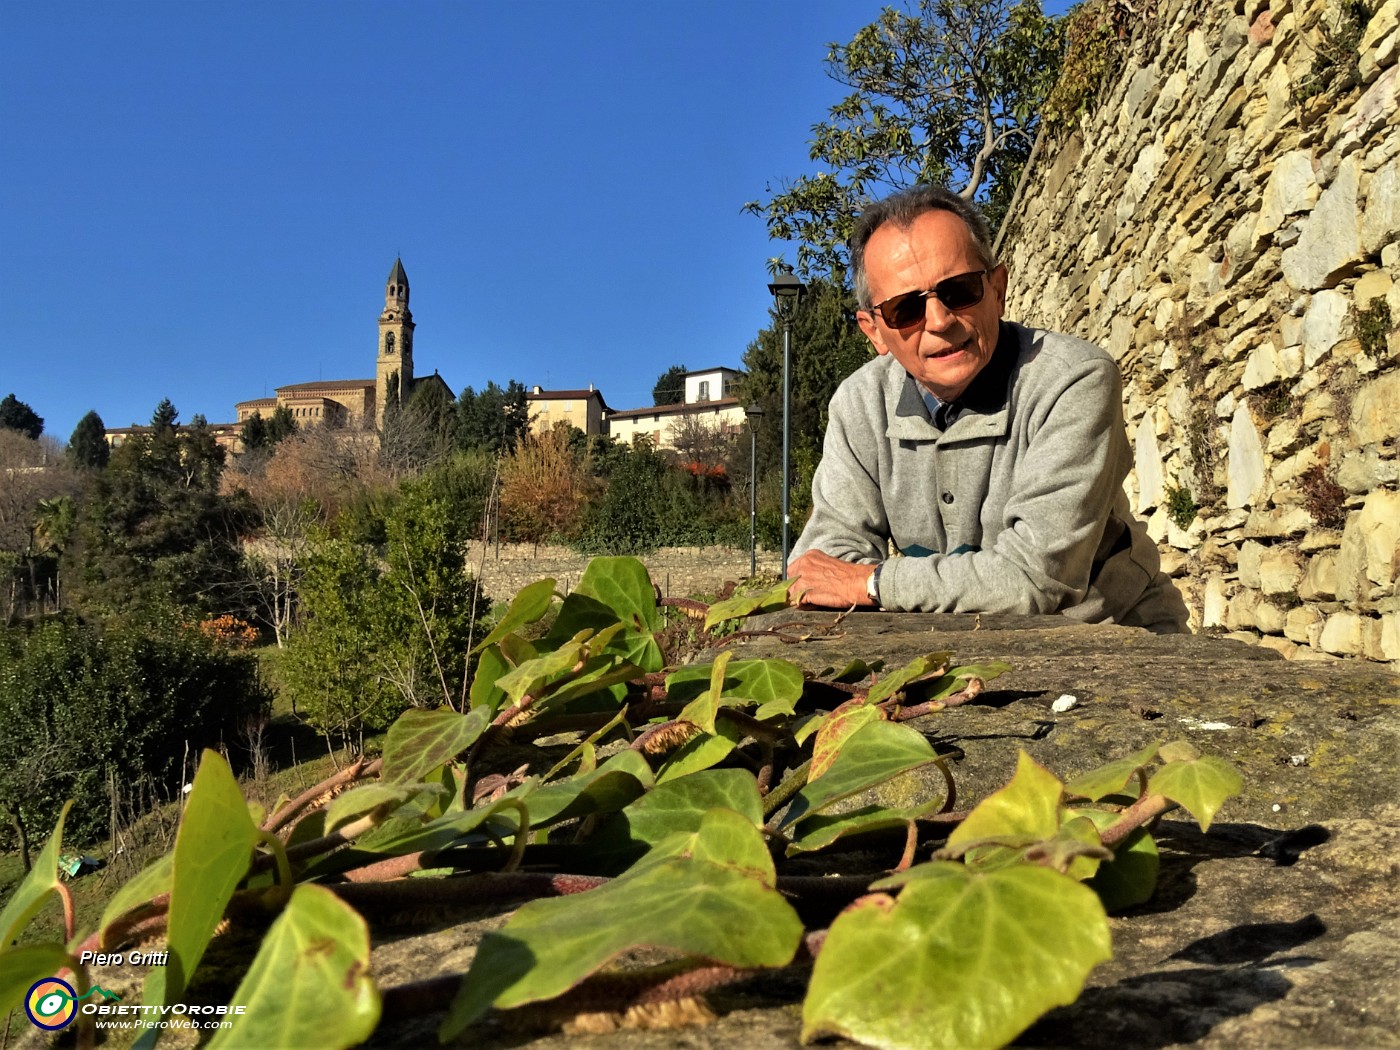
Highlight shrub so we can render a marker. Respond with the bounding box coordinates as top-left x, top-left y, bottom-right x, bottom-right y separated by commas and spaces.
0, 617, 270, 843
1300, 465, 1348, 530
1164, 484, 1197, 531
